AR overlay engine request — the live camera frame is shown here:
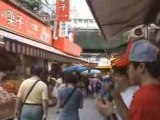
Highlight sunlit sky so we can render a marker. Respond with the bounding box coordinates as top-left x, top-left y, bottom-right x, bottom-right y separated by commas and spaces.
46, 0, 93, 19
70, 0, 93, 19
